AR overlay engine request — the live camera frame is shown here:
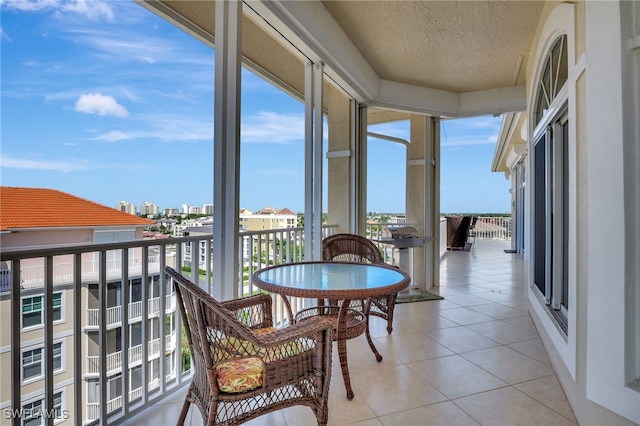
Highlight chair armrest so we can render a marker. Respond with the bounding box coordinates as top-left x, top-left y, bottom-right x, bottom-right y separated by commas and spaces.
221, 293, 273, 329
221, 293, 272, 311
255, 316, 334, 348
